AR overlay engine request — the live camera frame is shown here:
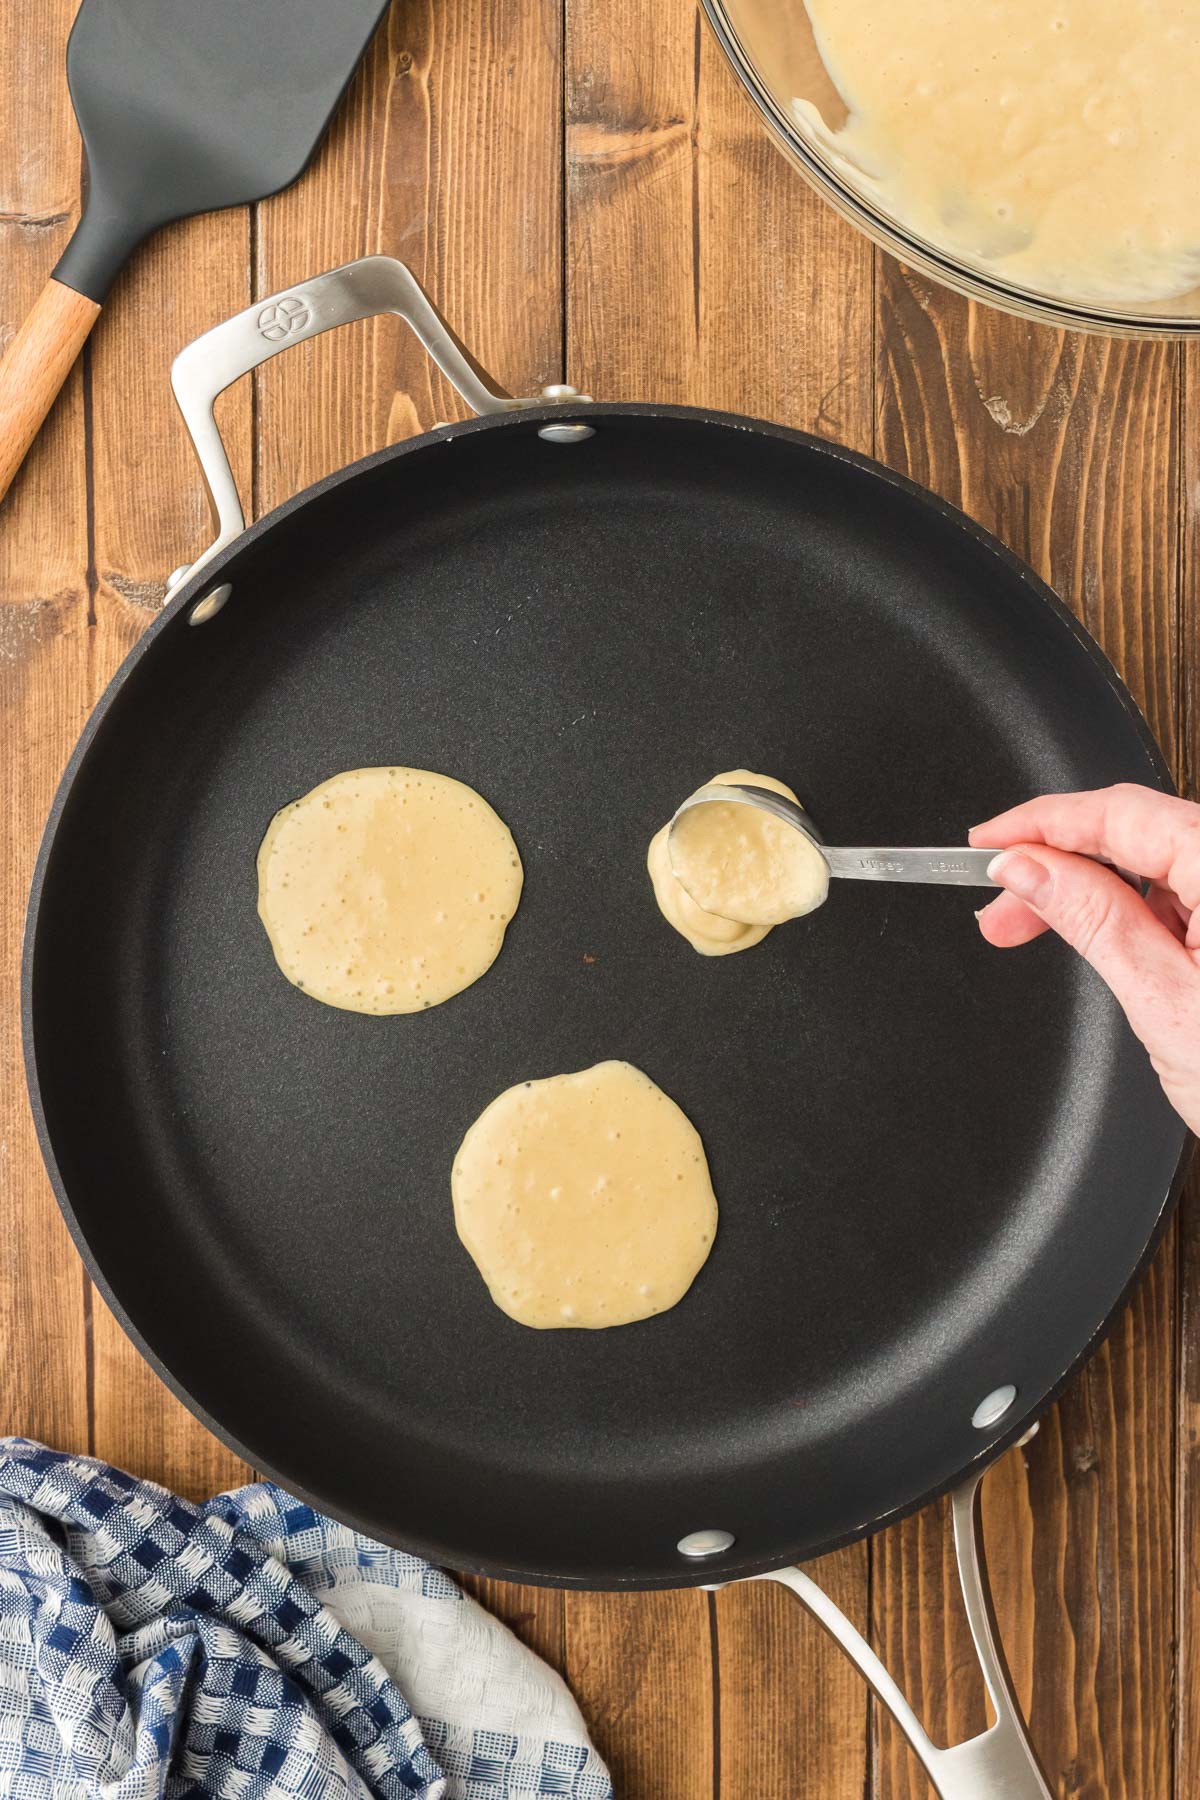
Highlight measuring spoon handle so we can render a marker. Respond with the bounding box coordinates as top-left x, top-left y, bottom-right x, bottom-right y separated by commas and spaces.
823, 847, 1006, 886
824, 846, 1142, 892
